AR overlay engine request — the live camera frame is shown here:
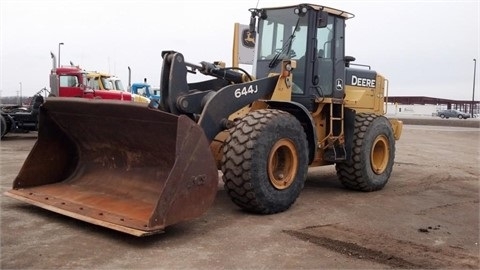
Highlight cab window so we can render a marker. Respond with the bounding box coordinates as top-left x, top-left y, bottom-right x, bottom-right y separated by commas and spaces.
101, 78, 113, 90
257, 7, 309, 93
316, 15, 335, 96
88, 78, 100, 89
59, 75, 78, 87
